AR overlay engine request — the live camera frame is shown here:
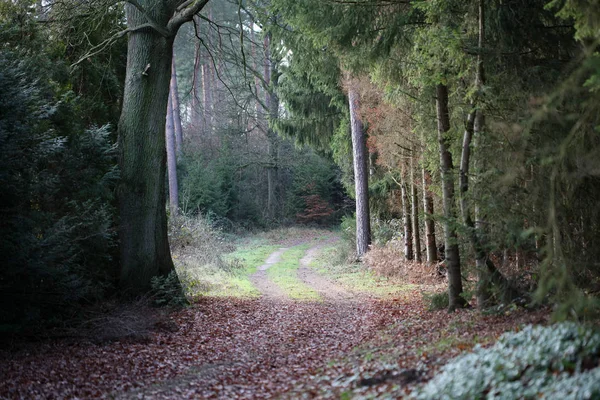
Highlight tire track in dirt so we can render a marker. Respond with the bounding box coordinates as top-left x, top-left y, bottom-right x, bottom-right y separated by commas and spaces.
297, 237, 357, 303
249, 247, 289, 300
